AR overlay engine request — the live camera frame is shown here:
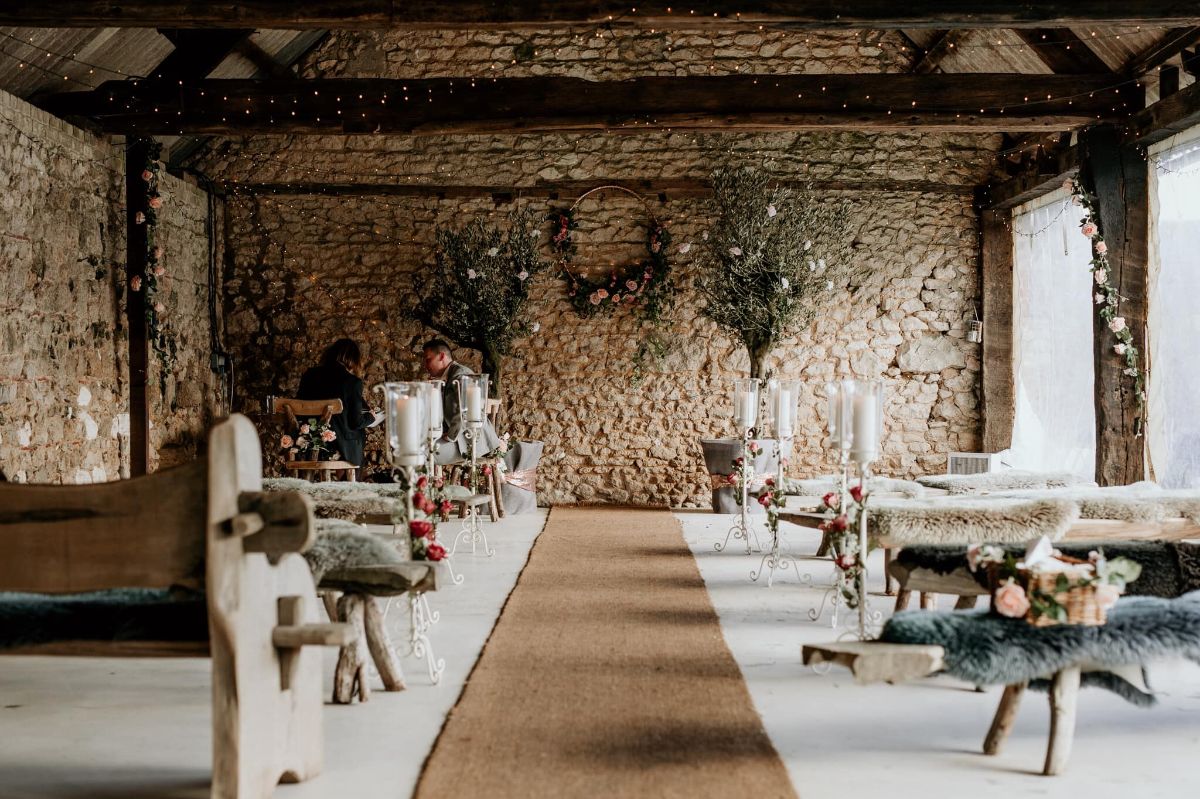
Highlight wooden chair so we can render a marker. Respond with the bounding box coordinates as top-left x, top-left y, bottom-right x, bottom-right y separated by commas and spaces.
0, 415, 355, 798
447, 398, 503, 523
272, 397, 358, 482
